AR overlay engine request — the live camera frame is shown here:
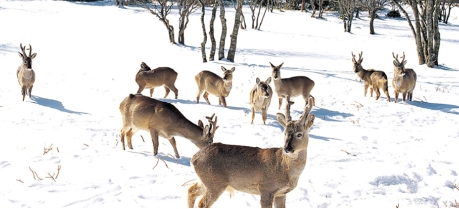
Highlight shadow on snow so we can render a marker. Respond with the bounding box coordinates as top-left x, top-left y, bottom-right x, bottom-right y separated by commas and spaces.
30, 96, 89, 115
